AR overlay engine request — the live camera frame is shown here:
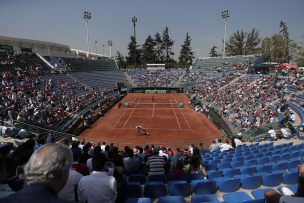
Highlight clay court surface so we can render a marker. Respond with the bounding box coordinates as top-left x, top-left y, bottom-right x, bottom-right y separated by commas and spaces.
80, 93, 223, 149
